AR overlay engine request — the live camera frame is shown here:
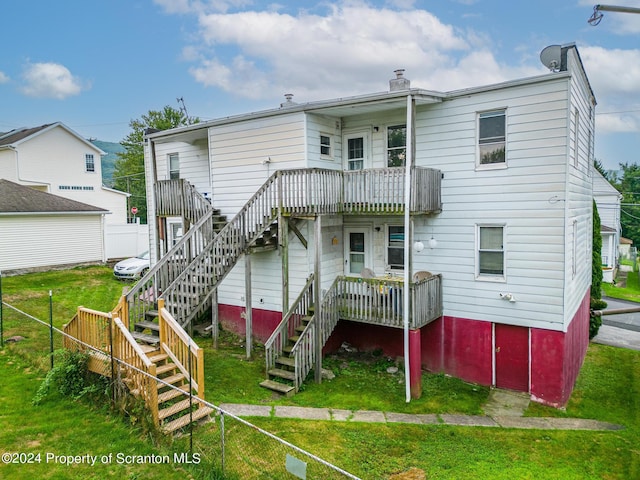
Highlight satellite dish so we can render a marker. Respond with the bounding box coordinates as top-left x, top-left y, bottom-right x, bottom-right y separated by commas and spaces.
540, 45, 562, 72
